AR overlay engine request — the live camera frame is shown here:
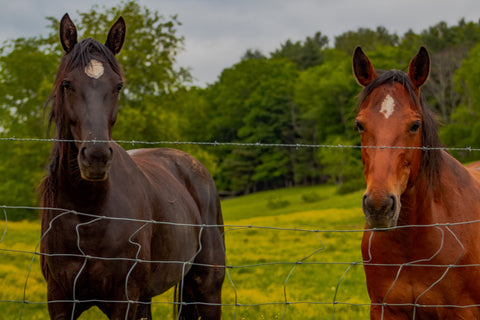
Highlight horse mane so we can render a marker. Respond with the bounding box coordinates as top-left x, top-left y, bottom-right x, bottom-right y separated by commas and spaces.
356, 69, 443, 190
40, 38, 124, 208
